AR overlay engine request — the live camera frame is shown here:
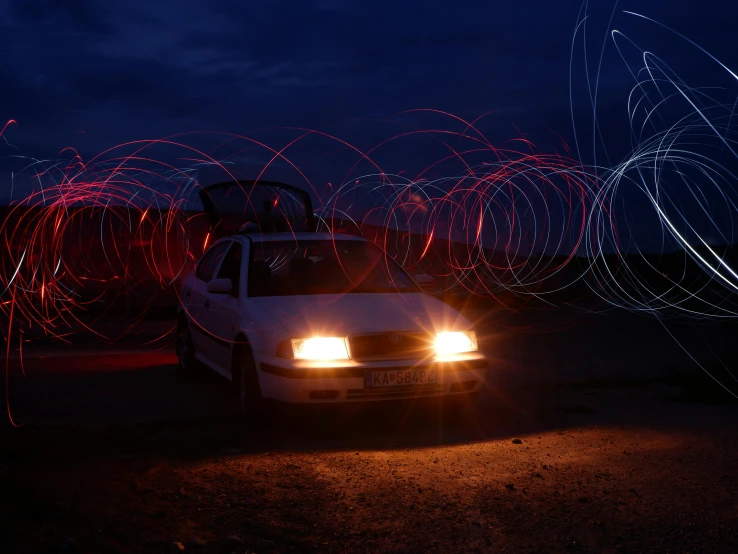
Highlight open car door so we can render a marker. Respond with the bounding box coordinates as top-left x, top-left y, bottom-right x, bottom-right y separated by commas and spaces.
198, 180, 316, 239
